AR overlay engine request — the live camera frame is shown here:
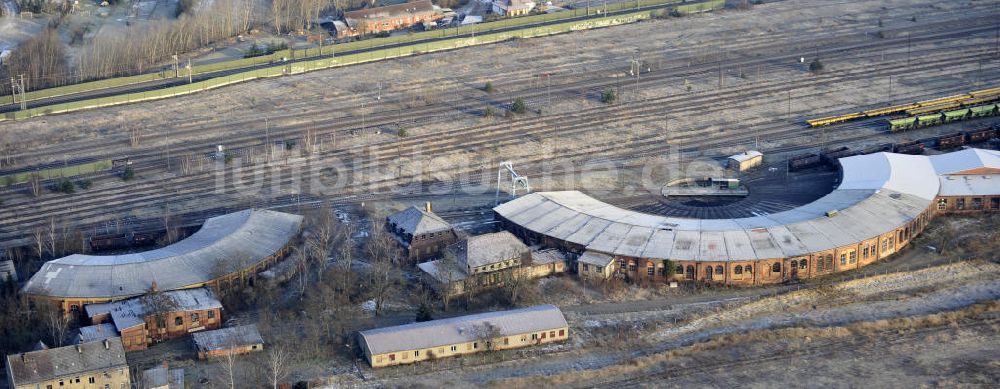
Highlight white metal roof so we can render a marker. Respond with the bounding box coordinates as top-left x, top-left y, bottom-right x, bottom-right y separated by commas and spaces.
494, 149, 1000, 261
358, 305, 567, 355
728, 150, 763, 163
22, 210, 303, 299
